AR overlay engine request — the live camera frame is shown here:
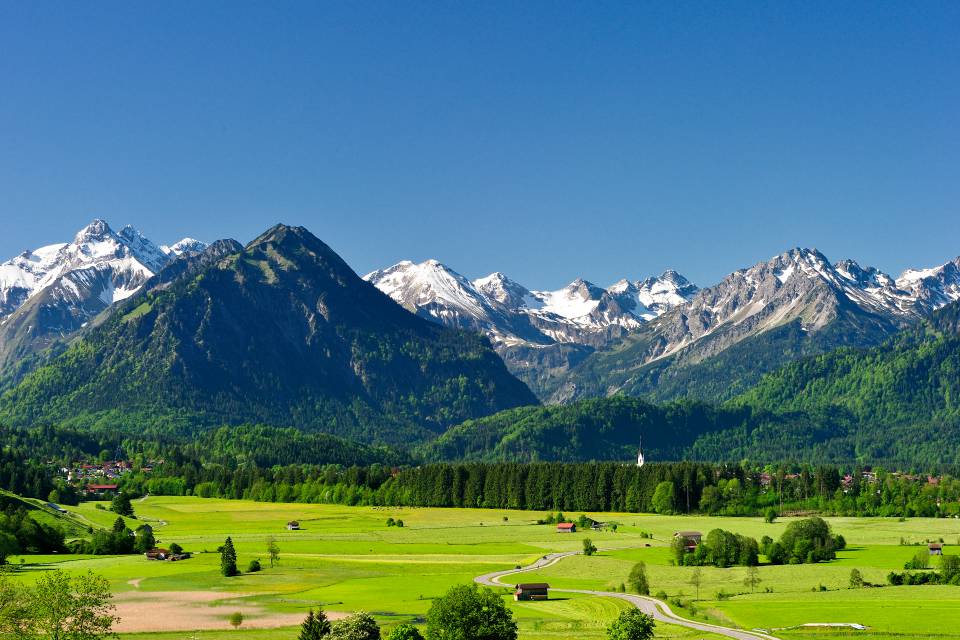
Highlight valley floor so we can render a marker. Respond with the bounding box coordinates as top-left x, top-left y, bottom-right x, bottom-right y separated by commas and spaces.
10, 497, 960, 639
